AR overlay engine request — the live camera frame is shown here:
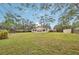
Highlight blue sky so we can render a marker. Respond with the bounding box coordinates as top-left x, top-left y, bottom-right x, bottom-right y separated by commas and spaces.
0, 3, 65, 28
